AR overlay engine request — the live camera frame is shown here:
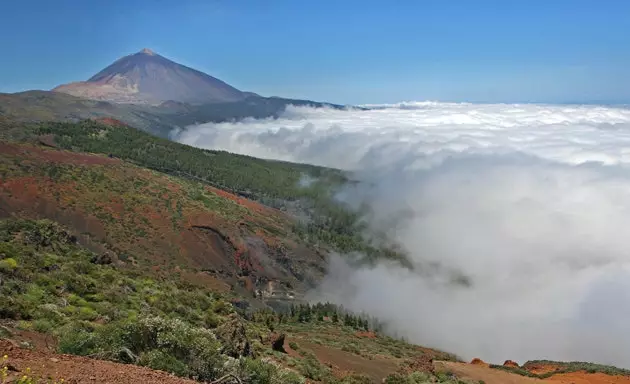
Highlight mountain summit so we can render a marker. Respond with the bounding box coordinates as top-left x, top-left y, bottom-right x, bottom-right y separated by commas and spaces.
53, 49, 247, 105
